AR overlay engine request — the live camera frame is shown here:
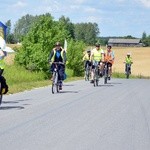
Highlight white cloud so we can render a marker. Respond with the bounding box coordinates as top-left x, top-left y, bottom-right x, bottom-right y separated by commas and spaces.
73, 0, 88, 4
84, 7, 97, 13
11, 1, 27, 9
137, 0, 150, 8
